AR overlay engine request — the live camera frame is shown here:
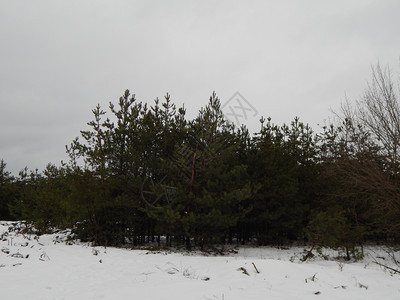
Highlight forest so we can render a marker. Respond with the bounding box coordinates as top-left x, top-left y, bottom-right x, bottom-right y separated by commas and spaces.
1, 65, 399, 257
